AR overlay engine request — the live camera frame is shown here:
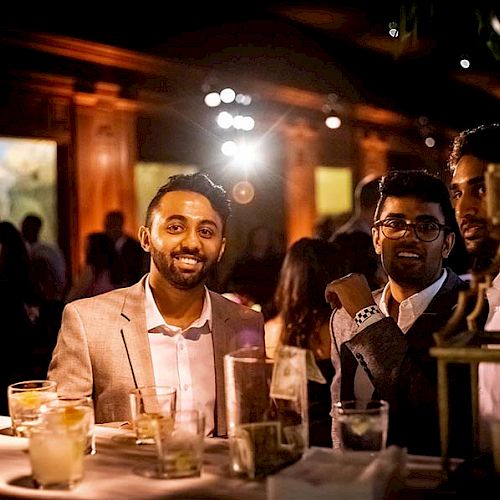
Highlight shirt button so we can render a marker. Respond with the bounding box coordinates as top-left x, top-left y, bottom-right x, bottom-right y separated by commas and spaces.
183, 384, 189, 391
179, 344, 184, 350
